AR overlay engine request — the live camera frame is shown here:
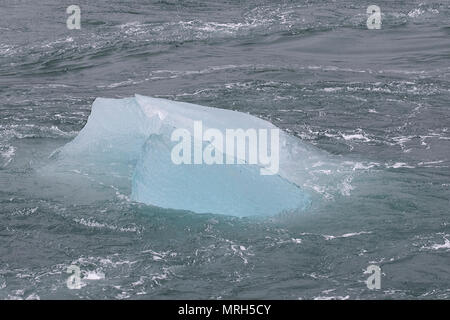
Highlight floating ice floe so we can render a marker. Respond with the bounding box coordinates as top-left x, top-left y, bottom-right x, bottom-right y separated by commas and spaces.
52, 94, 346, 217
